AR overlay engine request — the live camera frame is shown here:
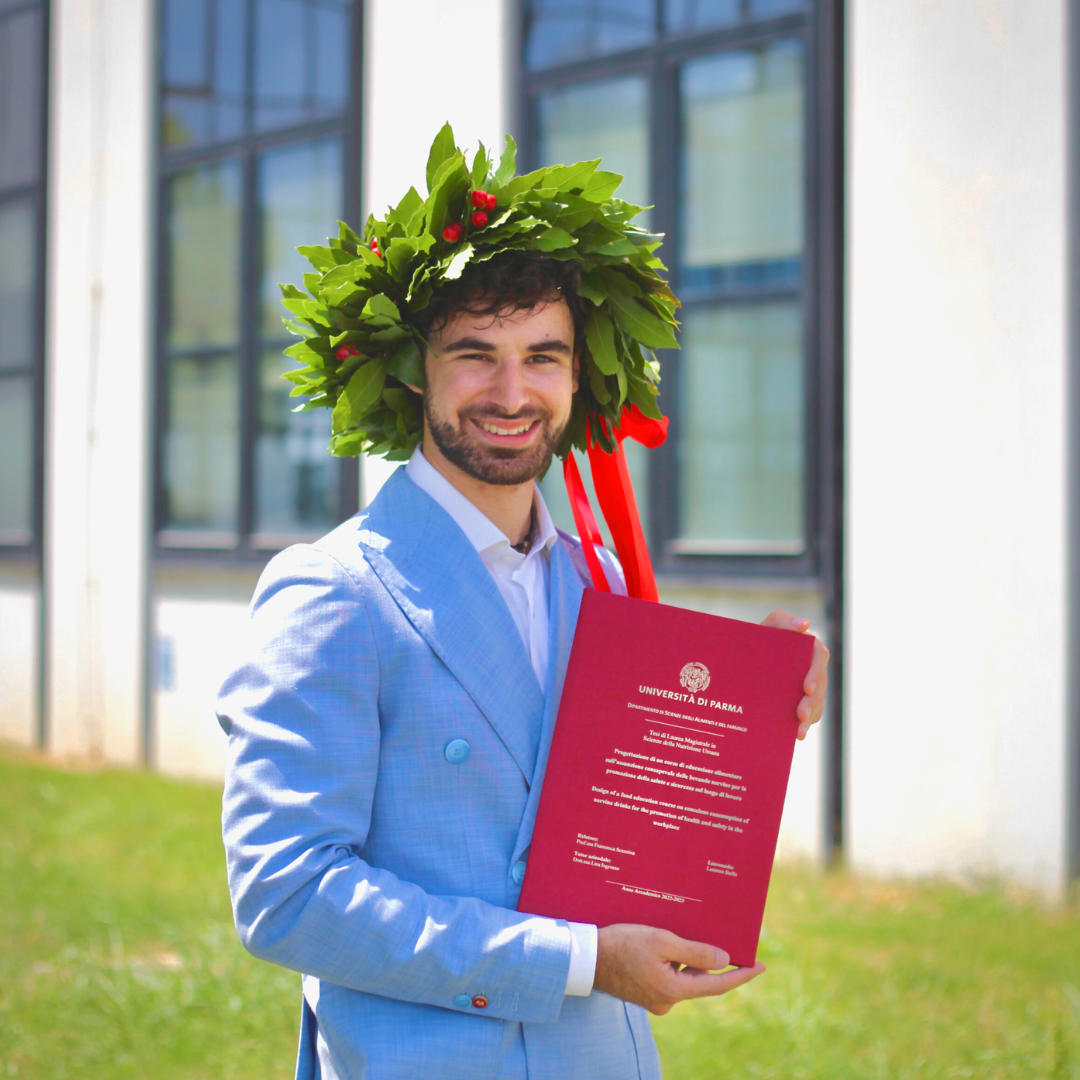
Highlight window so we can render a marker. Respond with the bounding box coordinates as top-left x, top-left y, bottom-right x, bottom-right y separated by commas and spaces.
0, 0, 47, 551
523, 0, 842, 580
155, 0, 361, 554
